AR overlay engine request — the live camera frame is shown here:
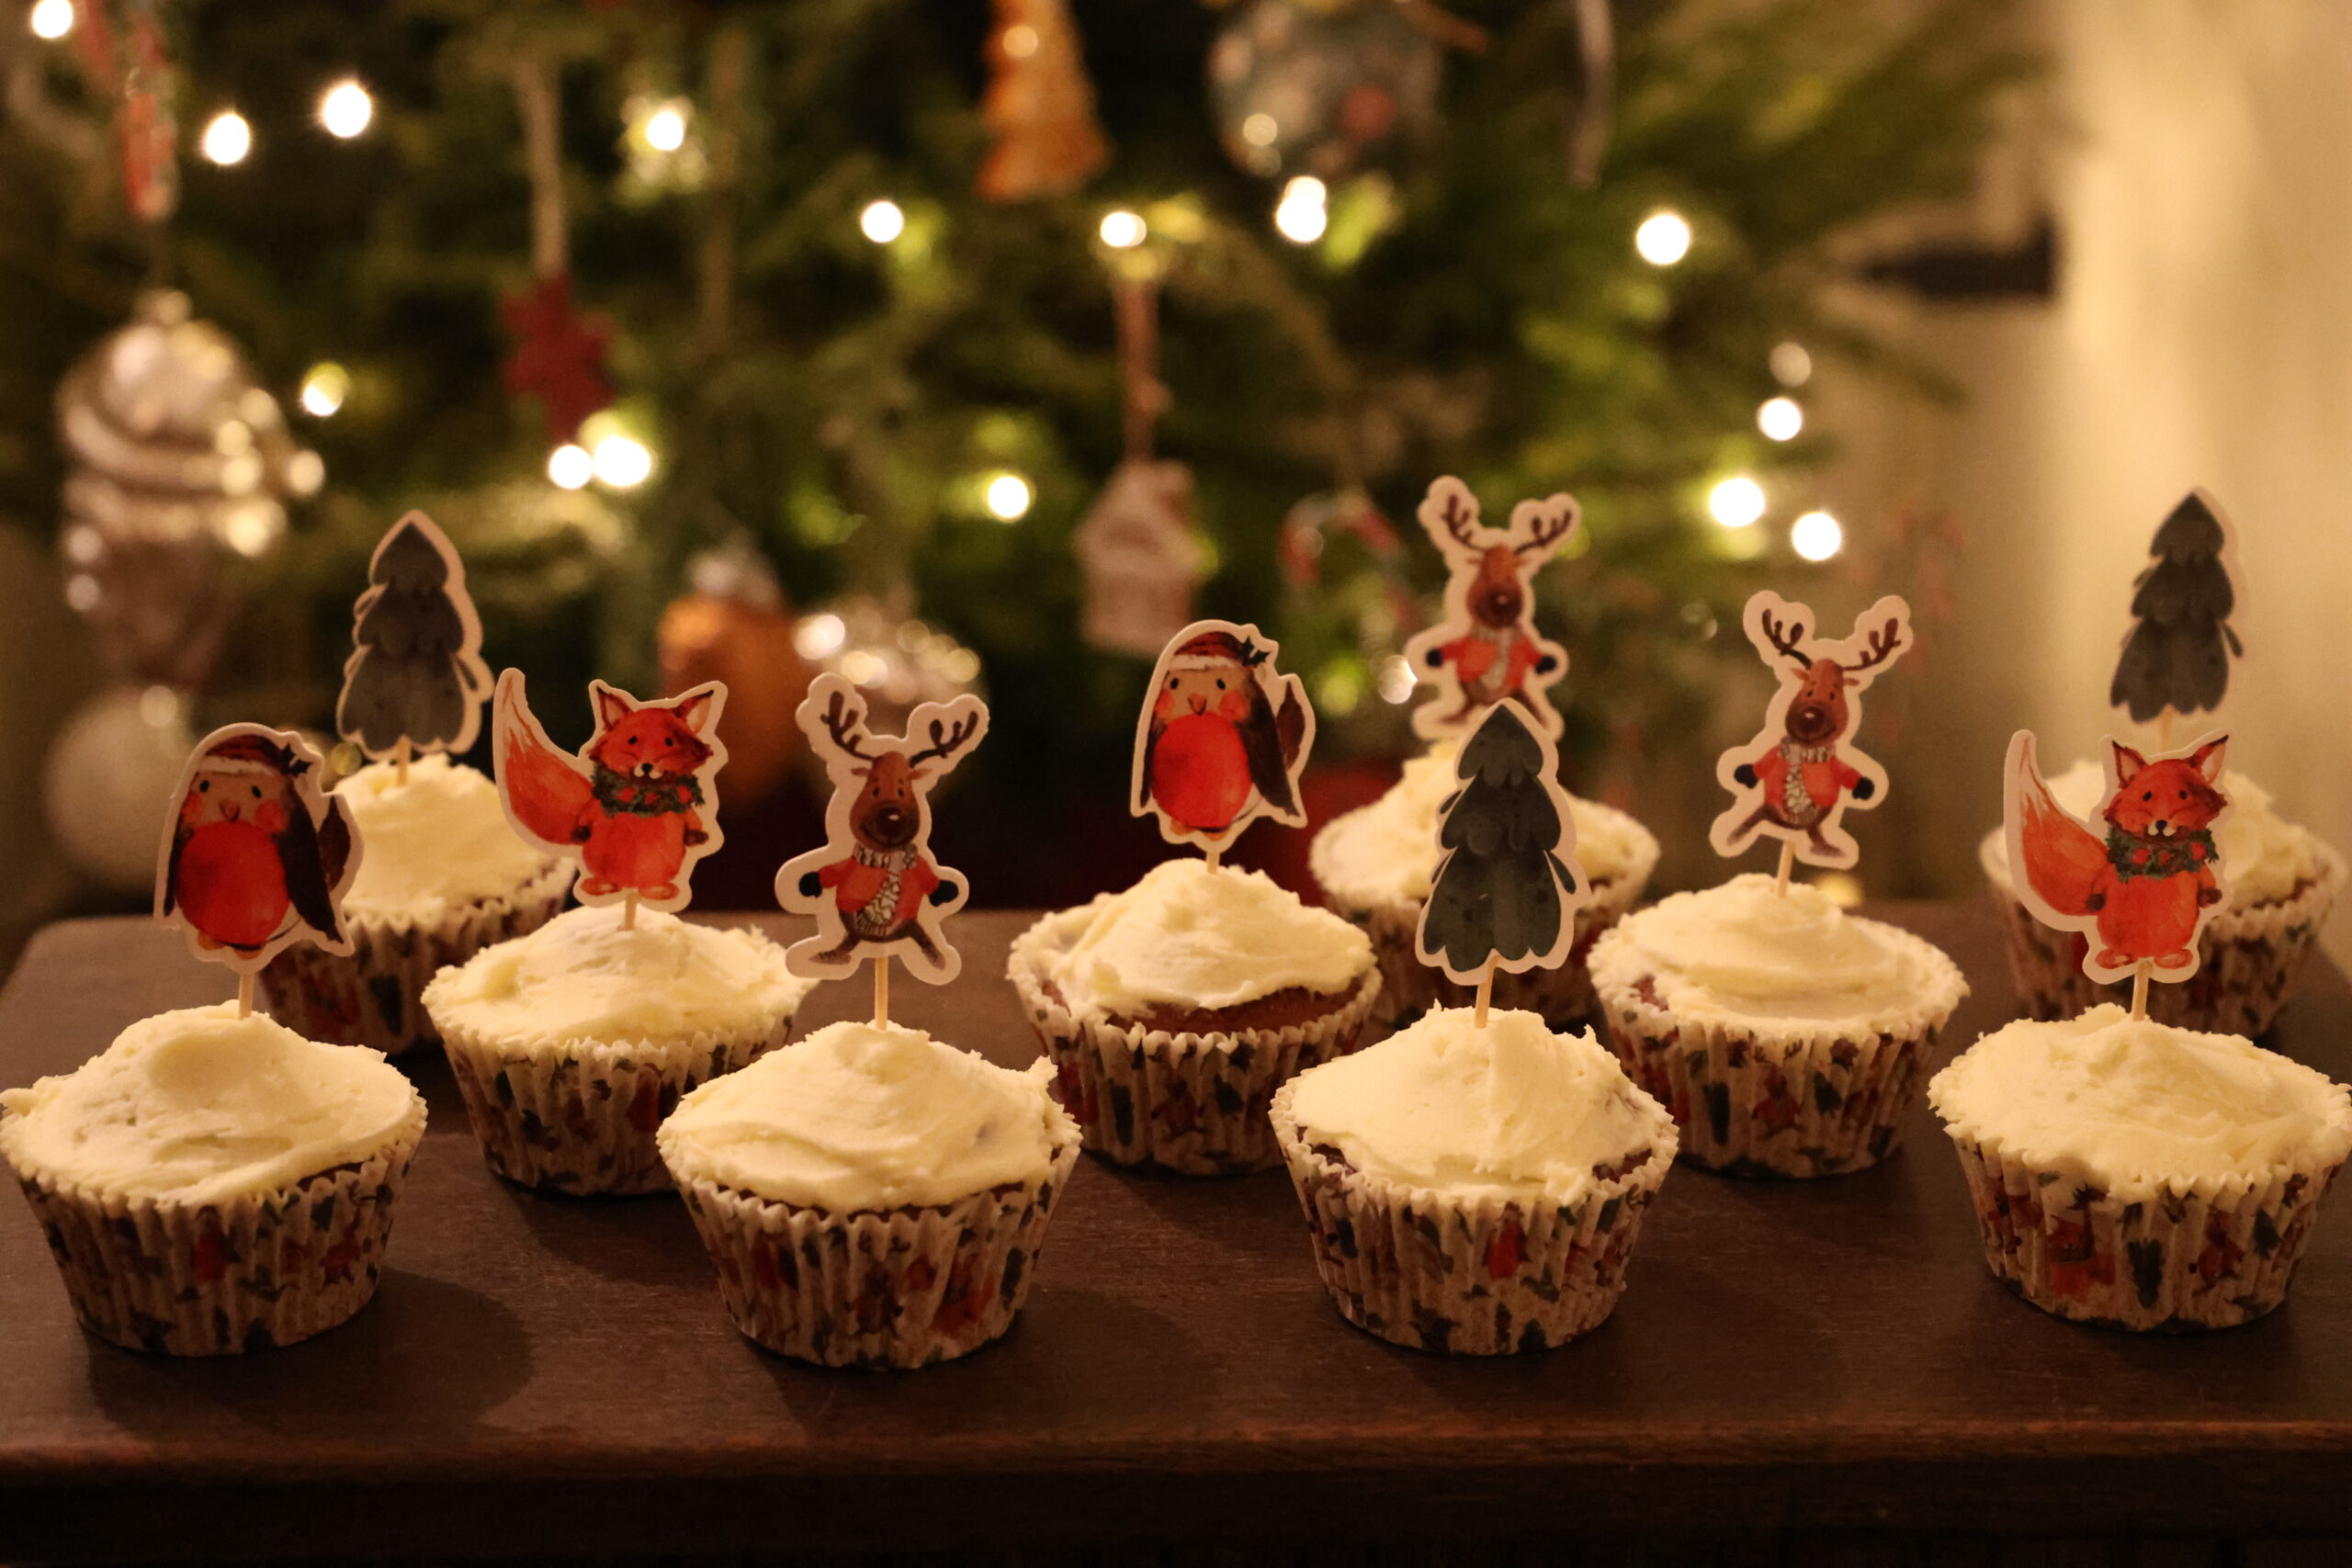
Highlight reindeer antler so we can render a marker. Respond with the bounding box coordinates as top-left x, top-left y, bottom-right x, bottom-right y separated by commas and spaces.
1846, 616, 1906, 676
1758, 609, 1812, 670
1430, 489, 1481, 553
908, 710, 982, 768
818, 690, 879, 761
1514, 503, 1576, 558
